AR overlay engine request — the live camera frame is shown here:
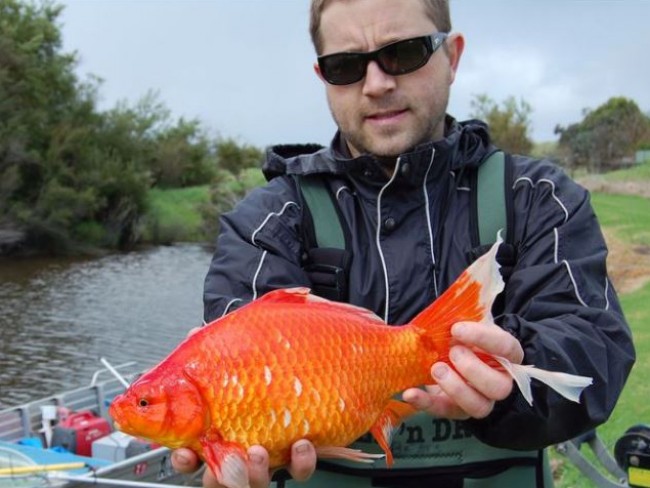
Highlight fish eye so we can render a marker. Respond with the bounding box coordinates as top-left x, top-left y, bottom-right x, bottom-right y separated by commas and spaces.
138, 398, 149, 407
